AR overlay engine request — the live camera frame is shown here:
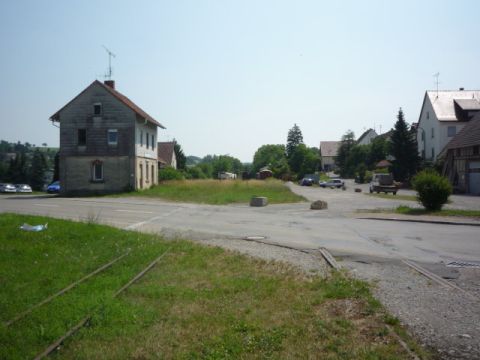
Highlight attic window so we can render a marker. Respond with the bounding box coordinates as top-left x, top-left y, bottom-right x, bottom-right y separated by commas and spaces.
93, 103, 102, 116
426, 111, 429, 119
474, 146, 479, 156
78, 129, 86, 146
